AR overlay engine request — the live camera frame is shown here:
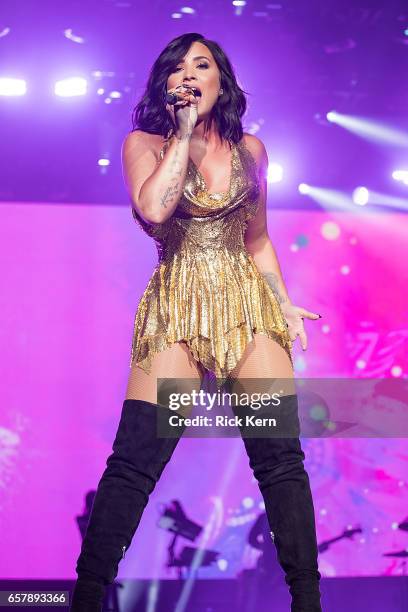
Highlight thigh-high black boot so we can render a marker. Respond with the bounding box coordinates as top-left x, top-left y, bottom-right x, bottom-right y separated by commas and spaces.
70, 399, 186, 611
233, 393, 322, 612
